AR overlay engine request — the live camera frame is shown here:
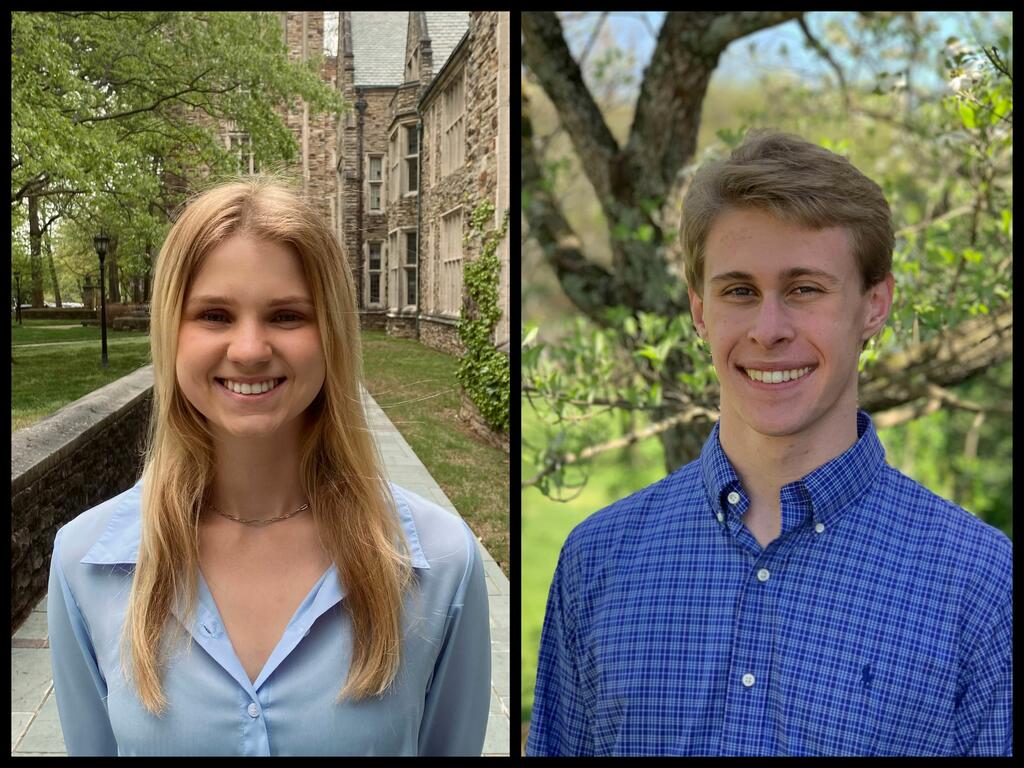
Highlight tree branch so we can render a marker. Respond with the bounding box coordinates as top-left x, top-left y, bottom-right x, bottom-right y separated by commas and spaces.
626, 12, 803, 205
521, 12, 620, 209
522, 404, 719, 490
